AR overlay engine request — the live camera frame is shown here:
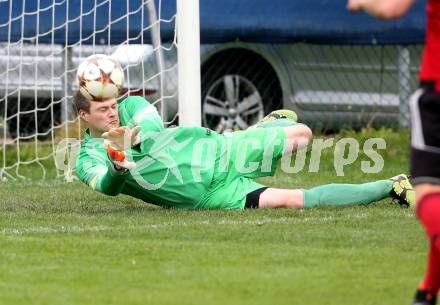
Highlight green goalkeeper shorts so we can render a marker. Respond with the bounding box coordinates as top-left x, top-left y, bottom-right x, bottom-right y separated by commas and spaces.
197, 127, 286, 209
